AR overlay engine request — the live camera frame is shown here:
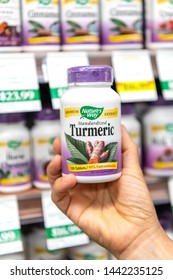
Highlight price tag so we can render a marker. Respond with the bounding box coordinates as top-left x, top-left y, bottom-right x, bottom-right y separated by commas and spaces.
0, 196, 23, 256
46, 52, 89, 109
112, 50, 158, 102
0, 53, 41, 113
156, 50, 173, 100
41, 190, 89, 250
